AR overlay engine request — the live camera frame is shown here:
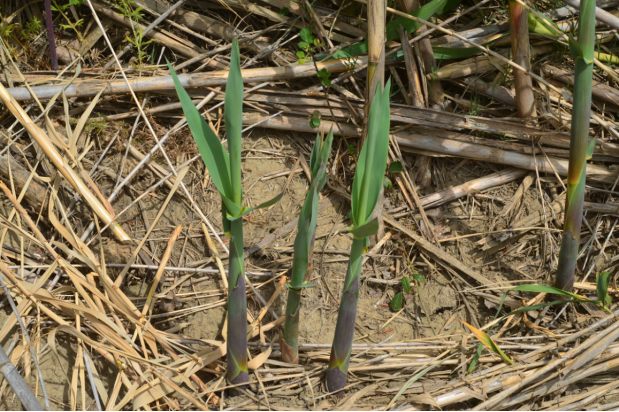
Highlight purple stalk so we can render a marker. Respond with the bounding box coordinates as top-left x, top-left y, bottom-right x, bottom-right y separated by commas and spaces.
45, 0, 58, 70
